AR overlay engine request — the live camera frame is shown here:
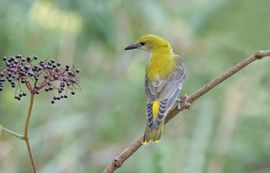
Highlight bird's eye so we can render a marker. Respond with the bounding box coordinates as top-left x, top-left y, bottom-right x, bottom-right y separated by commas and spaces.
140, 42, 145, 46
